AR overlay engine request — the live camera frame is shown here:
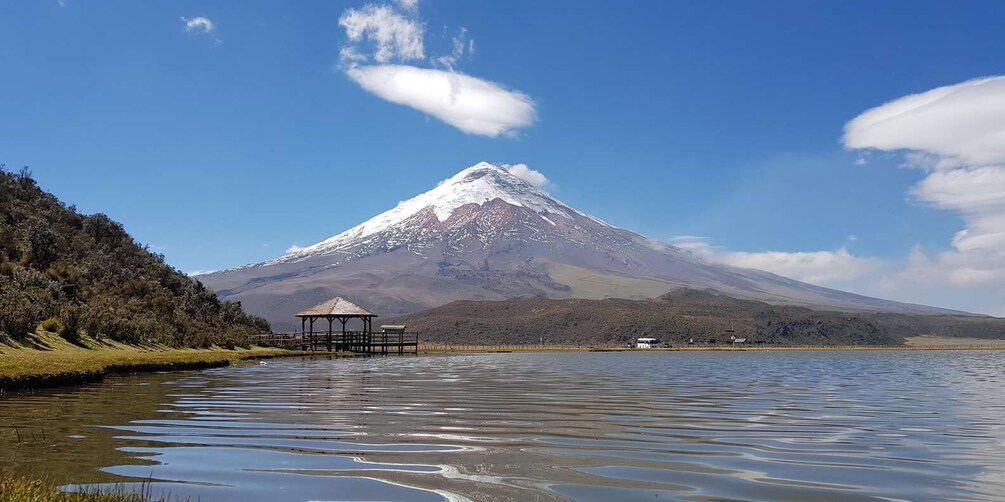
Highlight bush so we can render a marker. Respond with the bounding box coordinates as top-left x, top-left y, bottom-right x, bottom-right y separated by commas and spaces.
0, 280, 49, 337
40, 317, 63, 333
59, 306, 82, 343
